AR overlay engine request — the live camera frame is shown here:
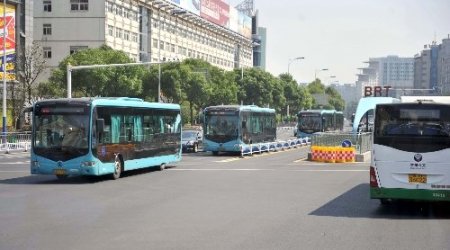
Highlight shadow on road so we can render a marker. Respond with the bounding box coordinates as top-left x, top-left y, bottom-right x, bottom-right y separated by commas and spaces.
309, 183, 450, 219
0, 166, 172, 185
